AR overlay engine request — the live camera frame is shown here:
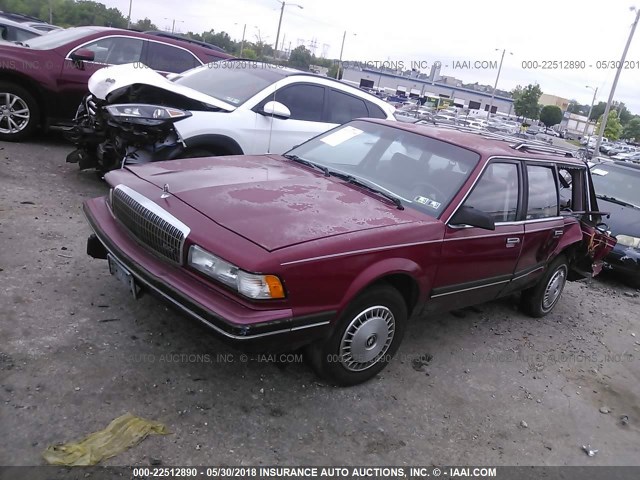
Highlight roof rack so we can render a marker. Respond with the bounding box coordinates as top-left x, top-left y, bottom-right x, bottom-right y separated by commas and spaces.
511, 142, 577, 158
143, 31, 227, 53
414, 123, 581, 159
